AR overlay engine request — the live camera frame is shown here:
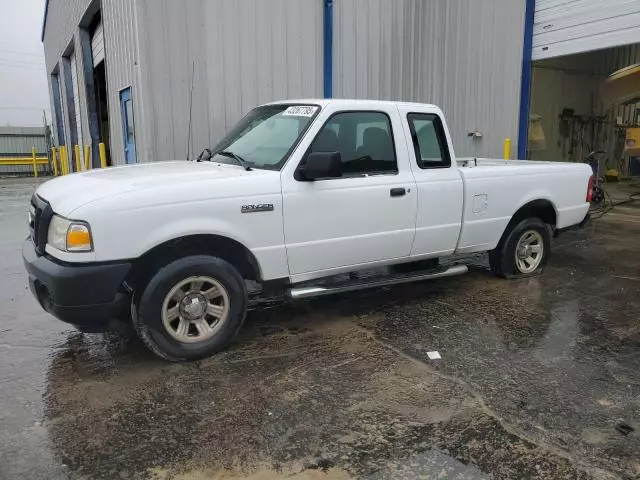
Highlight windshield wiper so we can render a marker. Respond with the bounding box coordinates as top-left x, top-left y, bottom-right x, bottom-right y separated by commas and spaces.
216, 150, 252, 171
